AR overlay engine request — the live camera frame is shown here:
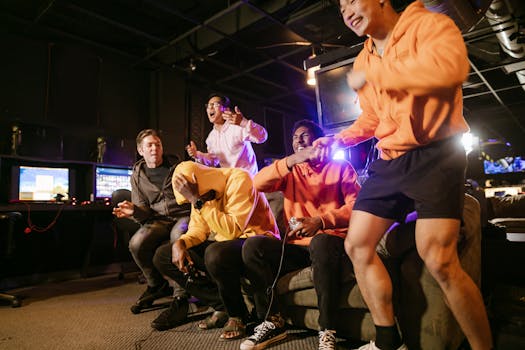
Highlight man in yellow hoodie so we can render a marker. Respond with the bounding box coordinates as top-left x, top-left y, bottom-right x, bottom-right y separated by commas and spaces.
314, 1, 492, 350
151, 161, 279, 335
